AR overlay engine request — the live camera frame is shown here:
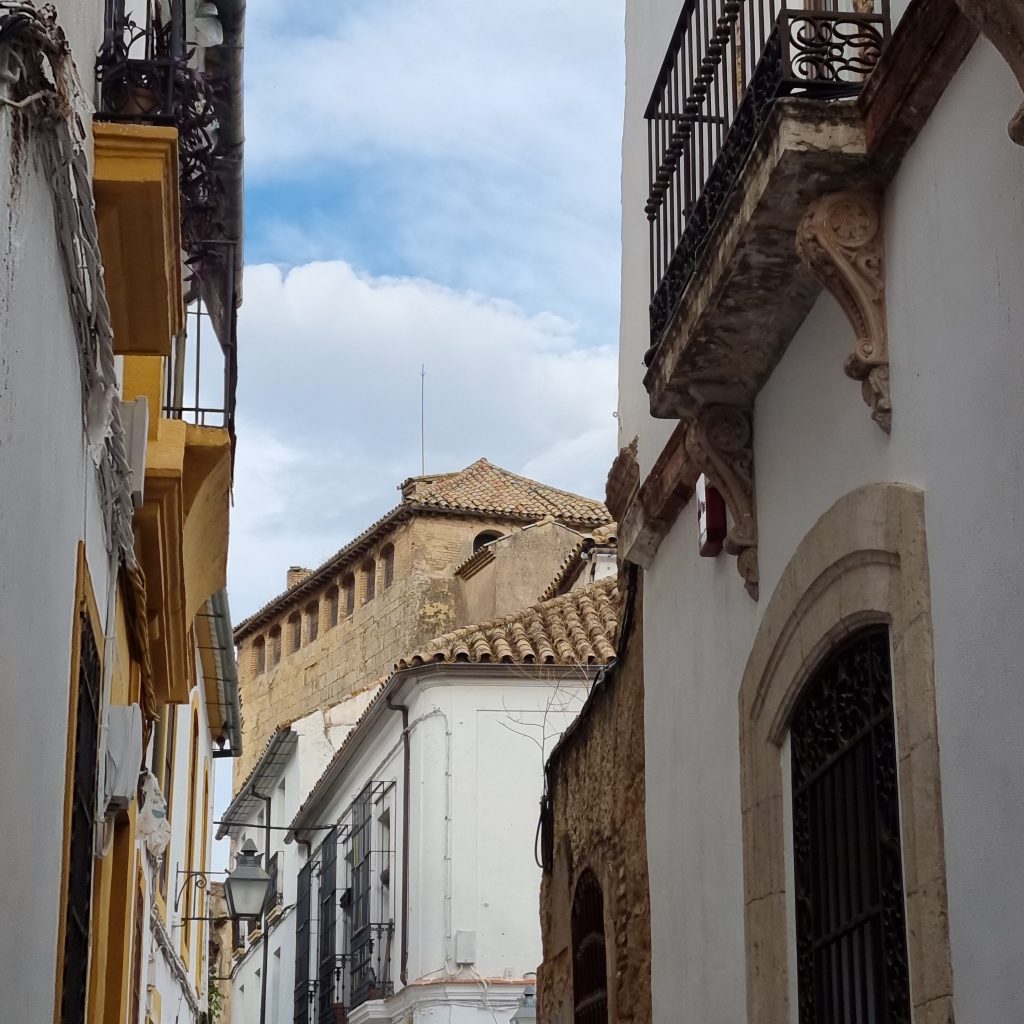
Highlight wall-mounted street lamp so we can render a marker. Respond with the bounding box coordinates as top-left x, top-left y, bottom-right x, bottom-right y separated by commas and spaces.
223, 839, 271, 920
511, 981, 537, 1023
